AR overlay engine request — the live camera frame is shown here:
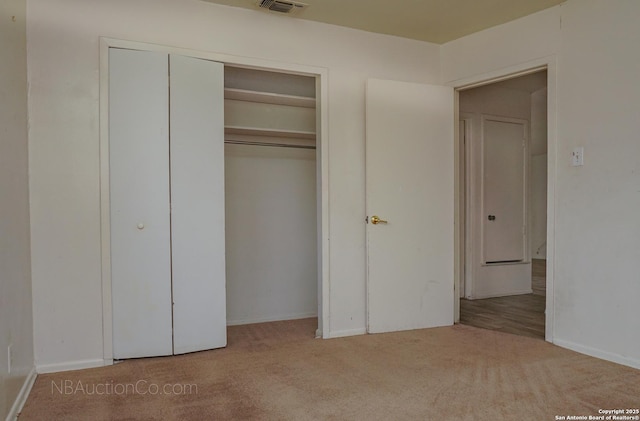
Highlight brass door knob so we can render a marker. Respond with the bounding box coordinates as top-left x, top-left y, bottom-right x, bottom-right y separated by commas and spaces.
371, 215, 388, 225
